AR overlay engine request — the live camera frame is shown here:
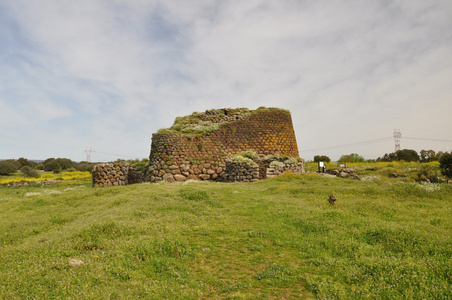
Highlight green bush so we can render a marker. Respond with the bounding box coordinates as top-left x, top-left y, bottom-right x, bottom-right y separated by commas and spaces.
379, 149, 420, 162
439, 152, 452, 183
18, 157, 37, 168
0, 161, 17, 176
20, 166, 40, 178
74, 162, 95, 172
379, 167, 406, 178
413, 165, 441, 183
338, 153, 365, 163
43, 158, 75, 172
